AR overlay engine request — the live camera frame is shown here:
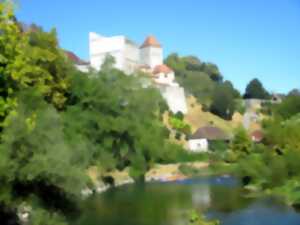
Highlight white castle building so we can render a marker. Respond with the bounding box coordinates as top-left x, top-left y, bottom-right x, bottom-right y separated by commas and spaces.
87, 32, 187, 114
